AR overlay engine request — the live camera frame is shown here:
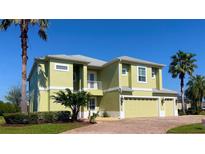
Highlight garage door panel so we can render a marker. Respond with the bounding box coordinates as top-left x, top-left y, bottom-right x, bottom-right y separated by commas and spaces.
124, 99, 158, 118
165, 100, 174, 116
